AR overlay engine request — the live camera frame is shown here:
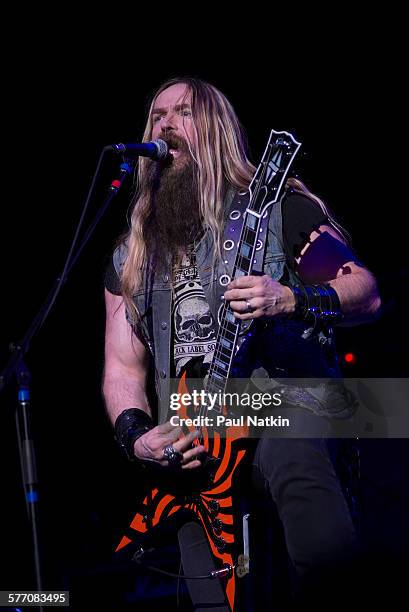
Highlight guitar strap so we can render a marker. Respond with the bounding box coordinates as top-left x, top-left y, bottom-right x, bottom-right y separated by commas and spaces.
218, 189, 279, 342
221, 188, 270, 277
